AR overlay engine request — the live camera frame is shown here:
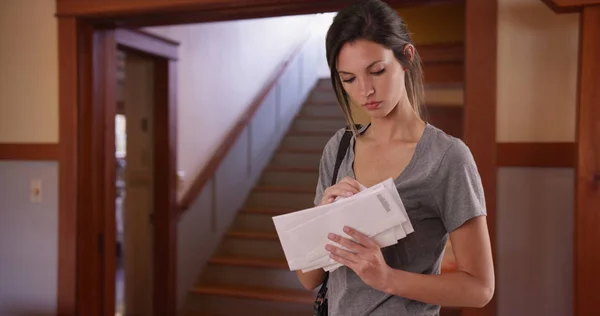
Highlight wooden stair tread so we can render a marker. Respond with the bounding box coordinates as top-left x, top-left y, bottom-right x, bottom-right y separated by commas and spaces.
208, 255, 288, 269
287, 131, 335, 137
192, 284, 313, 305
241, 207, 296, 215
253, 186, 314, 194
226, 231, 279, 240
265, 165, 319, 172
275, 148, 322, 154
295, 114, 345, 120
